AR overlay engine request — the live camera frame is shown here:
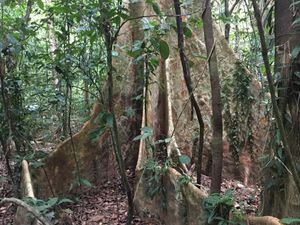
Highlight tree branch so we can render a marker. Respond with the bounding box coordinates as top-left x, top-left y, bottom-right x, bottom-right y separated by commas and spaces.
230, 0, 241, 15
